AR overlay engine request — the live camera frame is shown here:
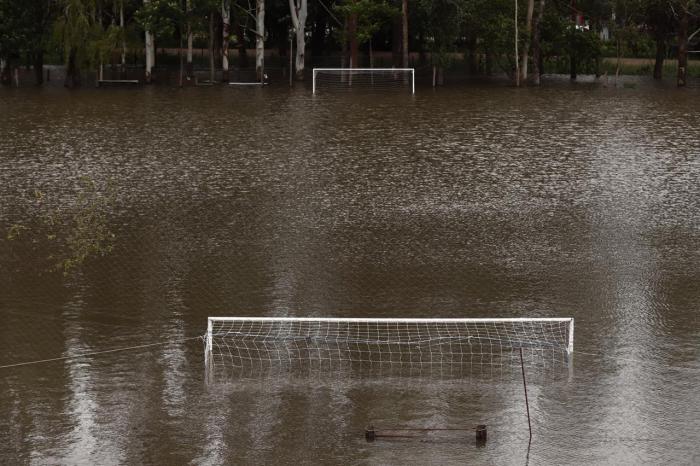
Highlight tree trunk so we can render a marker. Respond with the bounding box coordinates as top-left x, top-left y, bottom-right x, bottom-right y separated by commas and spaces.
145, 41, 154, 83
209, 11, 215, 82
186, 0, 194, 78
570, 33, 577, 81
34, 51, 44, 85
418, 31, 426, 64
222, 0, 231, 82
677, 7, 688, 87
653, 35, 665, 80
349, 11, 358, 67
64, 50, 81, 88
289, 0, 308, 80
520, 0, 535, 82
311, 16, 326, 59
615, 37, 621, 85
0, 59, 9, 86
341, 18, 348, 80
144, 0, 155, 83
179, 19, 184, 87
214, 13, 222, 69
236, 18, 248, 68
401, 0, 409, 67
531, 0, 545, 85
465, 37, 478, 75
392, 15, 401, 67
514, 0, 520, 86
256, 0, 265, 81
120, 2, 127, 77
